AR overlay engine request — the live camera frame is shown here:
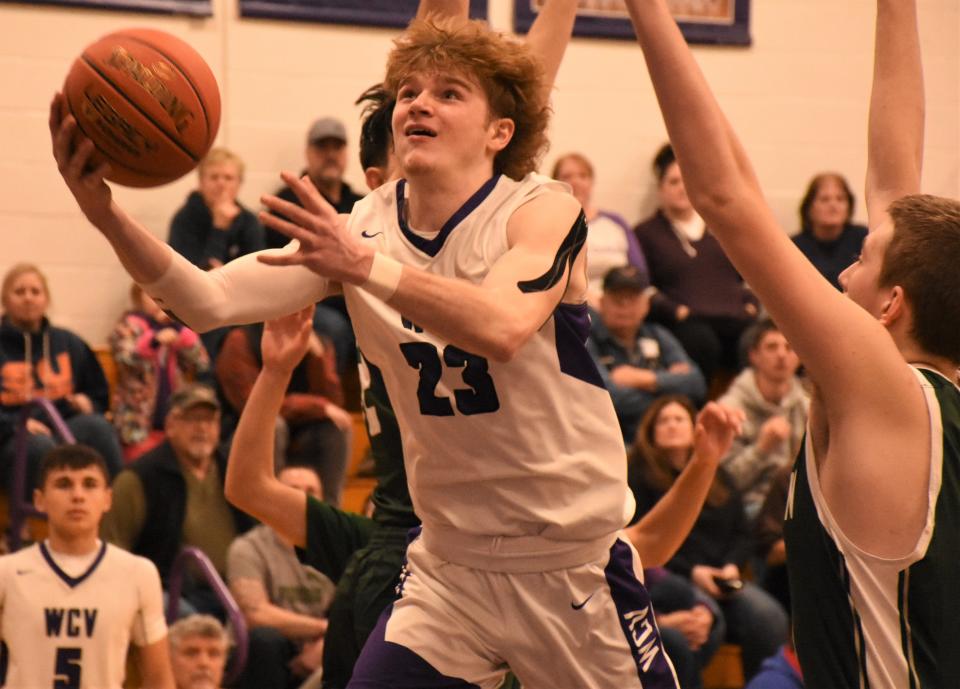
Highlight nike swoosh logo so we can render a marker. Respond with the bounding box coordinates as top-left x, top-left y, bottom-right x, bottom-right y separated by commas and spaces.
361, 230, 383, 239
16, 569, 31, 575
571, 591, 596, 610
